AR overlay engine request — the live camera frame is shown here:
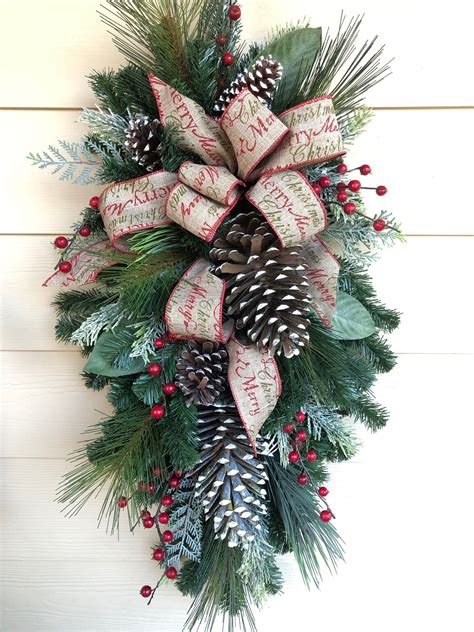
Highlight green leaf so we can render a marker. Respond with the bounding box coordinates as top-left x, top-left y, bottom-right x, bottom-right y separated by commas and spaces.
331, 291, 376, 340
84, 329, 147, 377
256, 27, 322, 102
